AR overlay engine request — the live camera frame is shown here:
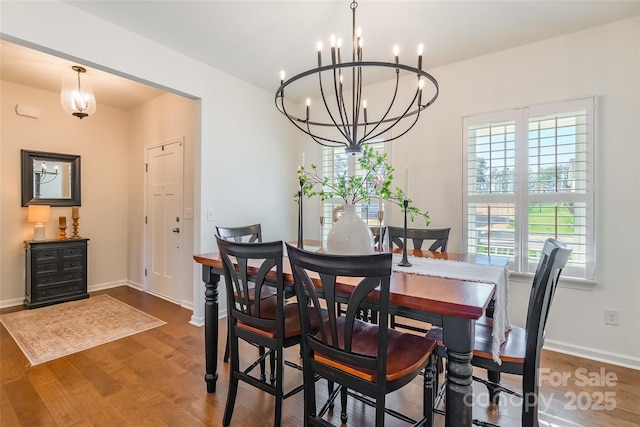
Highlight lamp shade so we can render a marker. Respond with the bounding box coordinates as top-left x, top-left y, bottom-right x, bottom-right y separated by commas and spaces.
27, 205, 51, 223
